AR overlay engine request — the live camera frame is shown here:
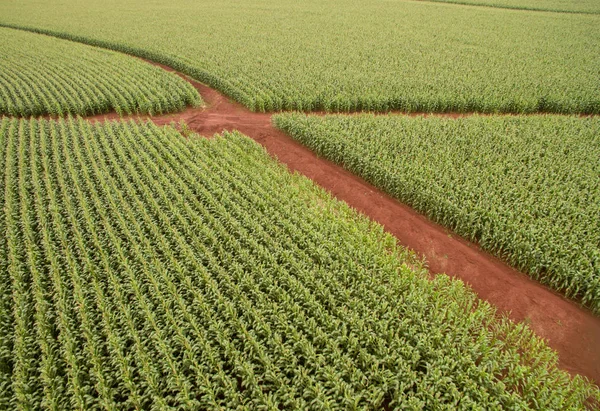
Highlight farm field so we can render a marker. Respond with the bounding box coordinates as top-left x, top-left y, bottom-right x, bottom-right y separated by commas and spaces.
417, 0, 600, 14
1, 0, 600, 407
3, 118, 597, 409
0, 27, 202, 117
274, 114, 600, 314
0, 0, 599, 113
